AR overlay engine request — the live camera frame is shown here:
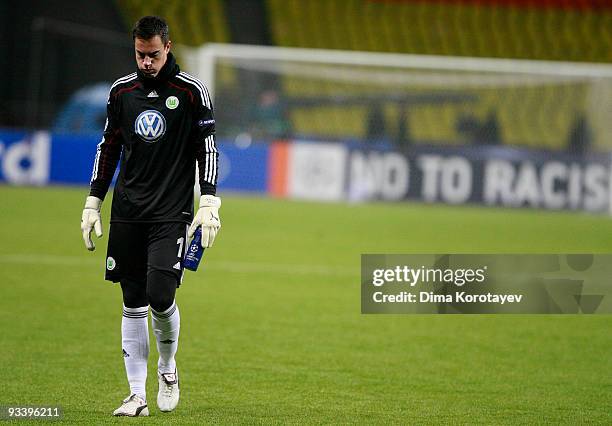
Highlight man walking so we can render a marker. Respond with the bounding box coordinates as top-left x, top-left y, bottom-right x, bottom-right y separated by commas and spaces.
80, 16, 220, 416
